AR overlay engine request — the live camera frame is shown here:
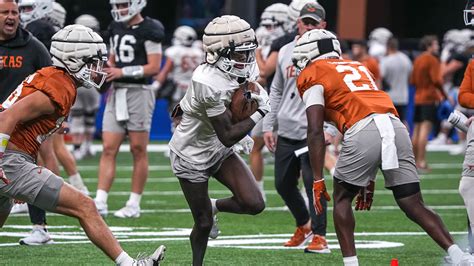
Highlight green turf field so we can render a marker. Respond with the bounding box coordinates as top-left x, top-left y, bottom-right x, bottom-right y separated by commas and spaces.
0, 149, 470, 265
